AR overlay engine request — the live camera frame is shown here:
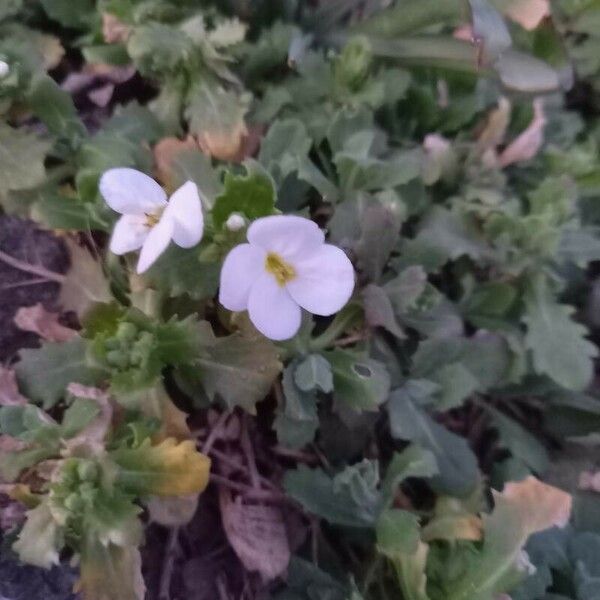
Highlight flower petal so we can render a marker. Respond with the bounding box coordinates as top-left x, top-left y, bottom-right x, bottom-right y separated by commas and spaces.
219, 244, 266, 312
247, 215, 324, 260
286, 244, 355, 316
109, 215, 148, 255
137, 217, 174, 274
100, 168, 167, 215
248, 273, 301, 340
163, 181, 204, 248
